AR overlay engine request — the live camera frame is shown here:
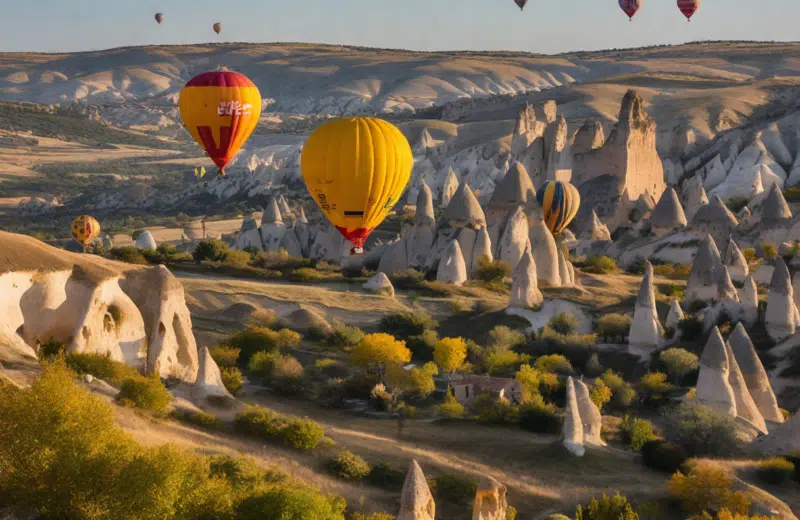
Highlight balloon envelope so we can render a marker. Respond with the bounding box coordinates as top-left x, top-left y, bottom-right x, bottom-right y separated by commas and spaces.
71, 215, 101, 246
179, 71, 262, 175
677, 0, 699, 20
155, 13, 164, 24
213, 23, 222, 34
619, 0, 641, 19
536, 181, 580, 235
514, 0, 528, 10
300, 117, 413, 251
